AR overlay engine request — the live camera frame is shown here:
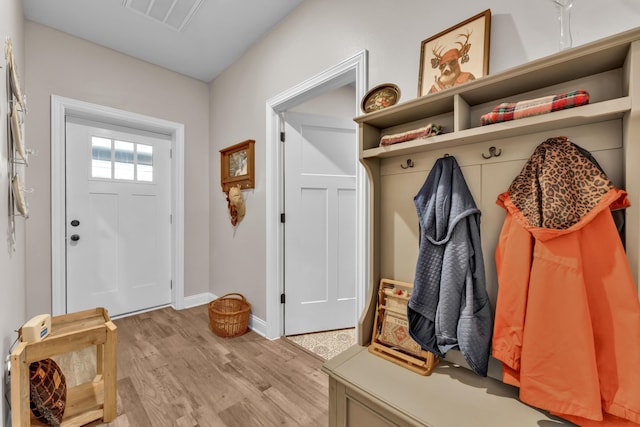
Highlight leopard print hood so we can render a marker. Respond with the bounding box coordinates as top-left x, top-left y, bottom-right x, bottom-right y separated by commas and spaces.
504, 137, 627, 232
